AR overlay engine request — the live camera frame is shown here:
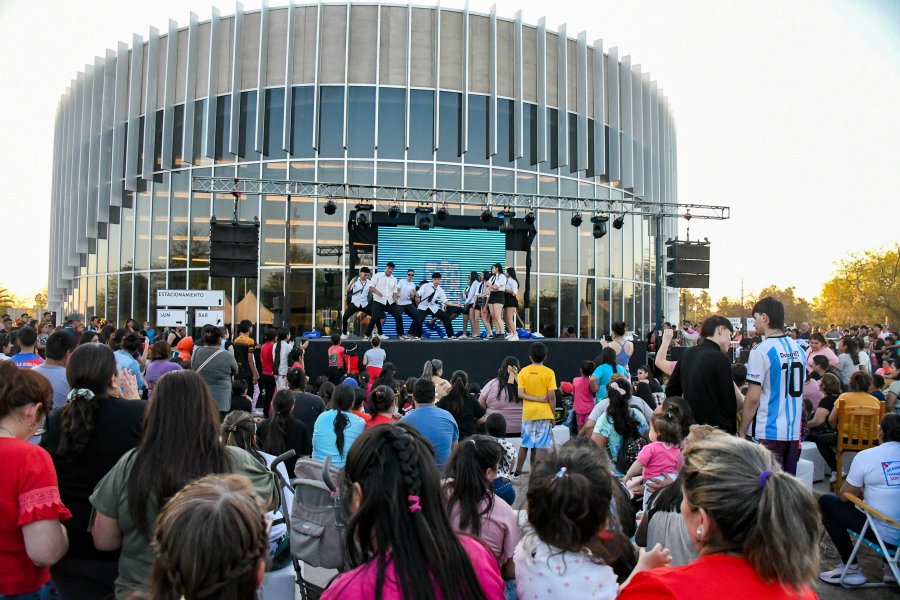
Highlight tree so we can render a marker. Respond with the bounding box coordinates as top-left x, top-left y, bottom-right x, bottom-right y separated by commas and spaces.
0, 287, 12, 310
681, 290, 712, 324
754, 285, 814, 327
814, 243, 900, 326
